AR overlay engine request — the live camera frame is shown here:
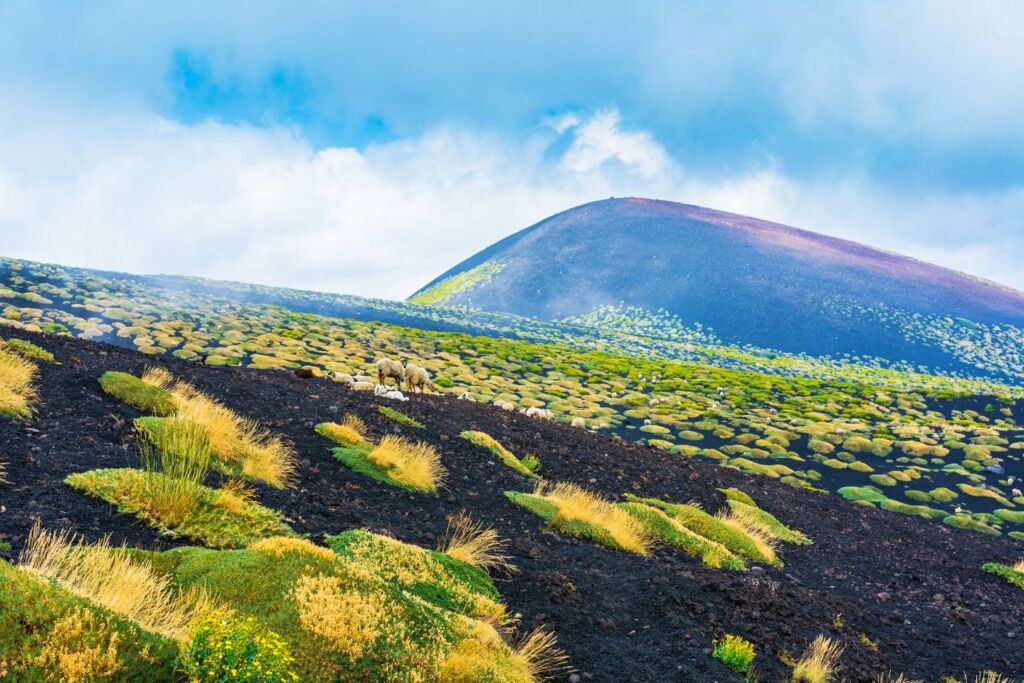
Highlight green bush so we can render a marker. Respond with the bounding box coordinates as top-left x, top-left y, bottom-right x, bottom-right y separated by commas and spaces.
377, 405, 424, 428
2, 338, 55, 363
98, 371, 176, 415
179, 610, 298, 683
713, 633, 756, 673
